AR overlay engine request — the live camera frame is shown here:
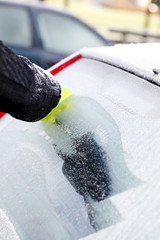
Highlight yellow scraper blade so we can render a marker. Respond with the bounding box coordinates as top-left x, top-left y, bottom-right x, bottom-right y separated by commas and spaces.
42, 87, 73, 123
